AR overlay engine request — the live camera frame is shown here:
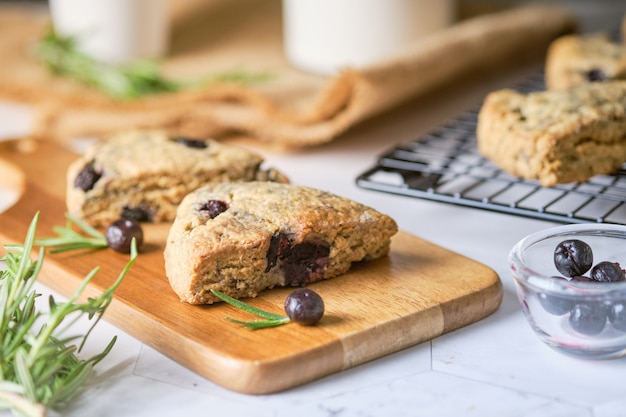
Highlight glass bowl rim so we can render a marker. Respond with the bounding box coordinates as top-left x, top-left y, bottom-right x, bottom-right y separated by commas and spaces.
509, 223, 626, 294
